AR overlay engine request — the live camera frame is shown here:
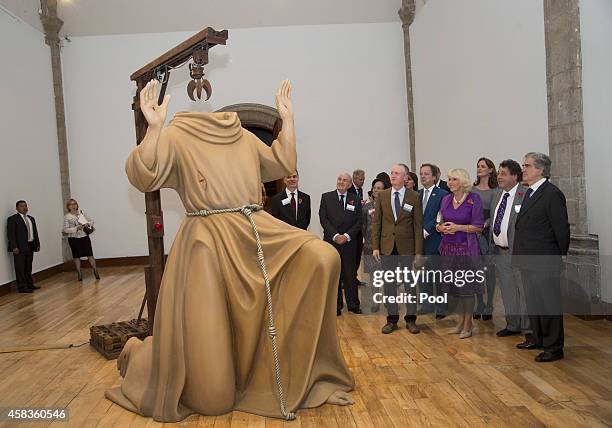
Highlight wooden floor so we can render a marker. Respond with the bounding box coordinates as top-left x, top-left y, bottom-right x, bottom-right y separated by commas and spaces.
0, 266, 611, 427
